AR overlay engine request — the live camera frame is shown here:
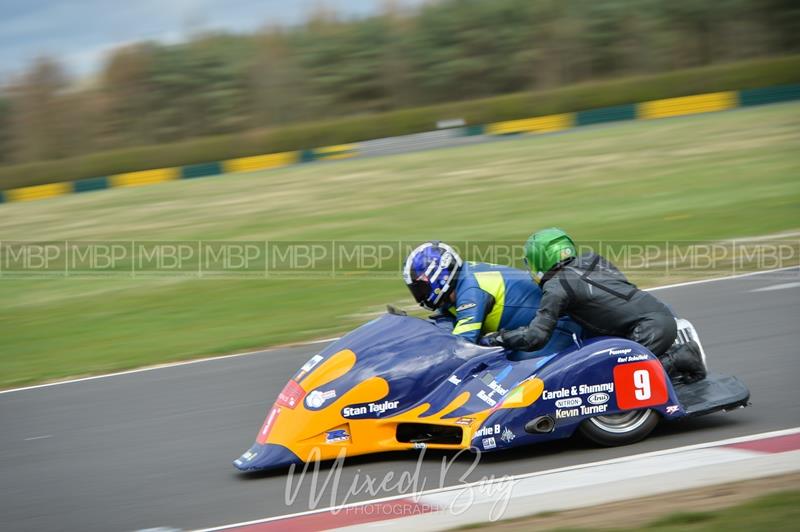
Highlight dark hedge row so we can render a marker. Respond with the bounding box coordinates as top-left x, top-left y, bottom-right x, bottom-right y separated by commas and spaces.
1, 55, 798, 190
